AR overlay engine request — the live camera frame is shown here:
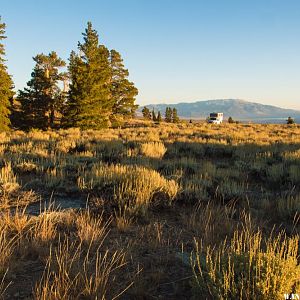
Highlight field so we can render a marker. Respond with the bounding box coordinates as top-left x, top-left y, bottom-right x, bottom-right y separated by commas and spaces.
0, 121, 299, 299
